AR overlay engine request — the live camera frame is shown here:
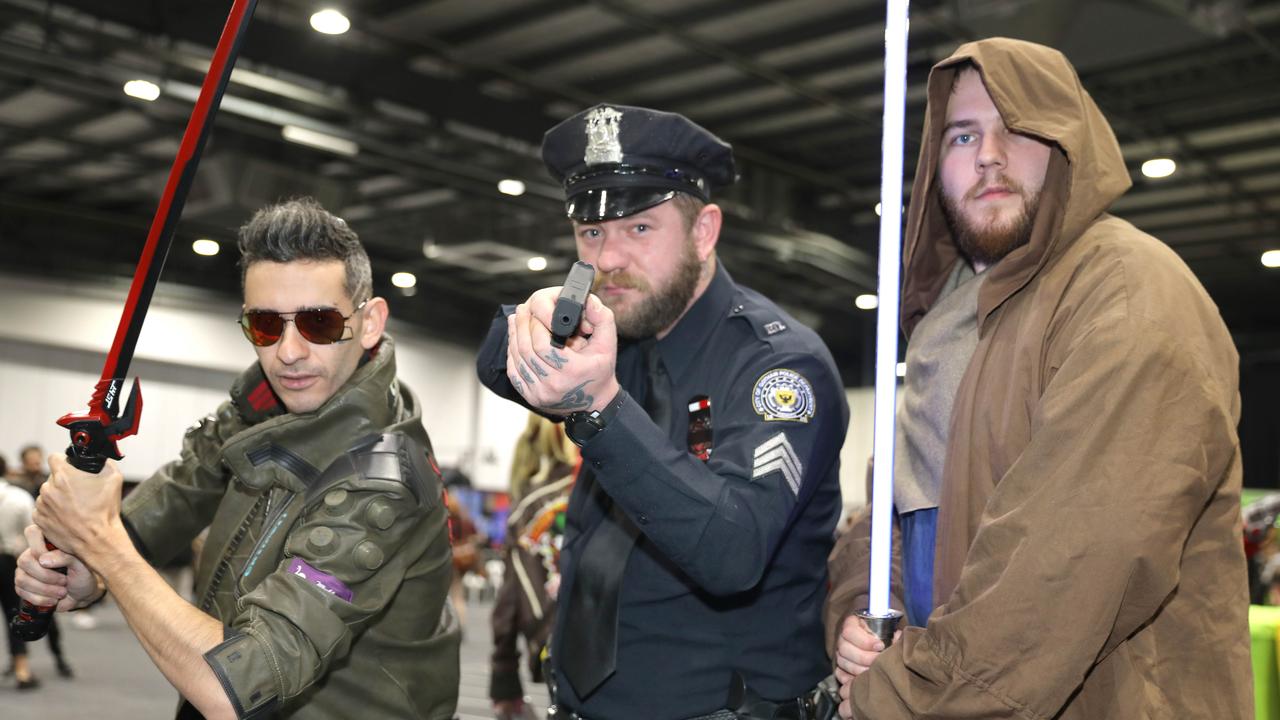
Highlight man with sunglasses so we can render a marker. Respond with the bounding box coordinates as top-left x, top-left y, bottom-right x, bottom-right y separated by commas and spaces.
477, 105, 849, 719
16, 198, 461, 719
